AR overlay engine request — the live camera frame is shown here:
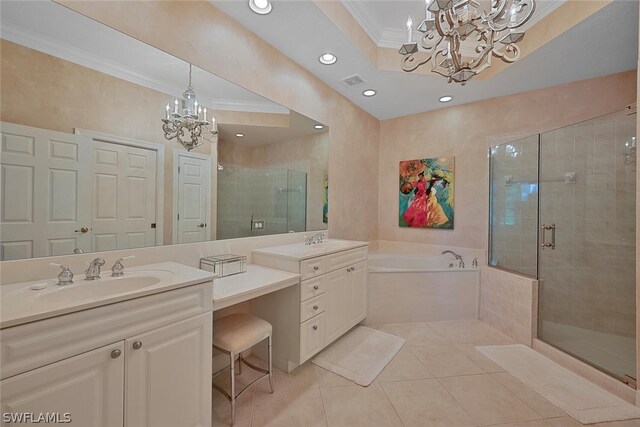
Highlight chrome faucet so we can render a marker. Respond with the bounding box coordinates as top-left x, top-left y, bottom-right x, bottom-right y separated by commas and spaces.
50, 263, 74, 286
441, 250, 465, 268
305, 232, 326, 245
111, 256, 135, 277
85, 258, 105, 280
